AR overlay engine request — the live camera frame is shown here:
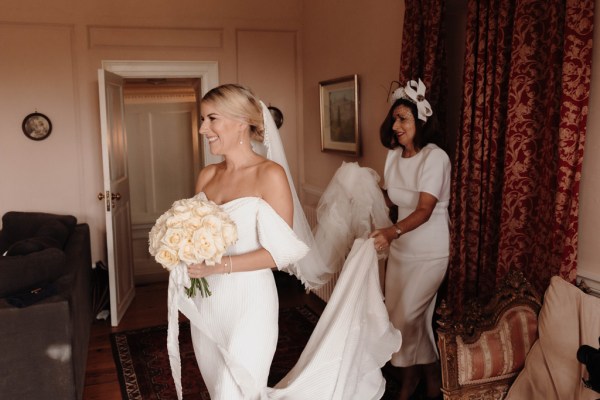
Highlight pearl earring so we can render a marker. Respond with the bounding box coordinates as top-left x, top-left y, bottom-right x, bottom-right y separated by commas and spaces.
239, 140, 243, 145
